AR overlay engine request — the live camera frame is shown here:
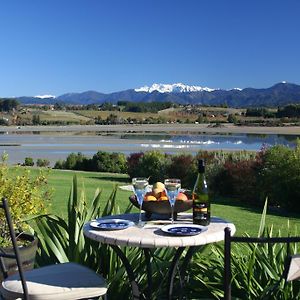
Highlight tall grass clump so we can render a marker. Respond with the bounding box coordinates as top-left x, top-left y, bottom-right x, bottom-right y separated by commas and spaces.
187, 201, 300, 299
31, 175, 177, 299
